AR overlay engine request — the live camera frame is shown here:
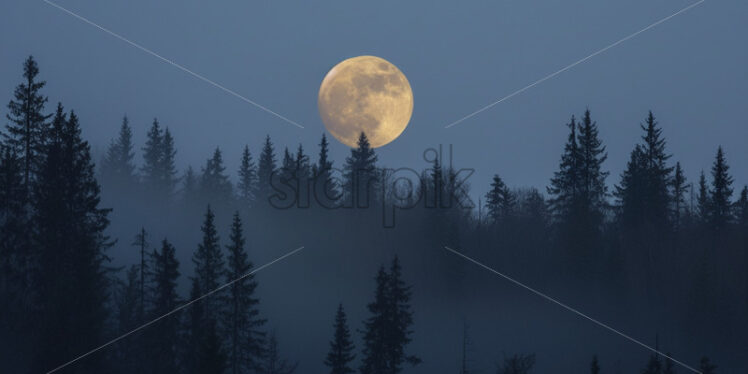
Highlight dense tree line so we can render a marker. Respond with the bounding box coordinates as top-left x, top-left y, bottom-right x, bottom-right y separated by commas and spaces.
2, 56, 746, 372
